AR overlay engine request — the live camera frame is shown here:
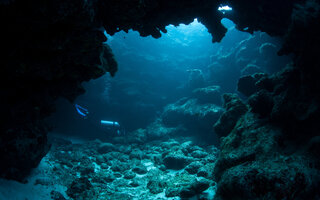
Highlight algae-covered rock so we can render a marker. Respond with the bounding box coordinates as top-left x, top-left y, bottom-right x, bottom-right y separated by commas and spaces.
104, 172, 116, 183
165, 187, 181, 197
165, 172, 212, 198
190, 150, 208, 158
147, 176, 167, 194
163, 151, 193, 170
185, 161, 203, 174
66, 177, 96, 200
214, 112, 320, 199
111, 160, 130, 173
179, 178, 210, 198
